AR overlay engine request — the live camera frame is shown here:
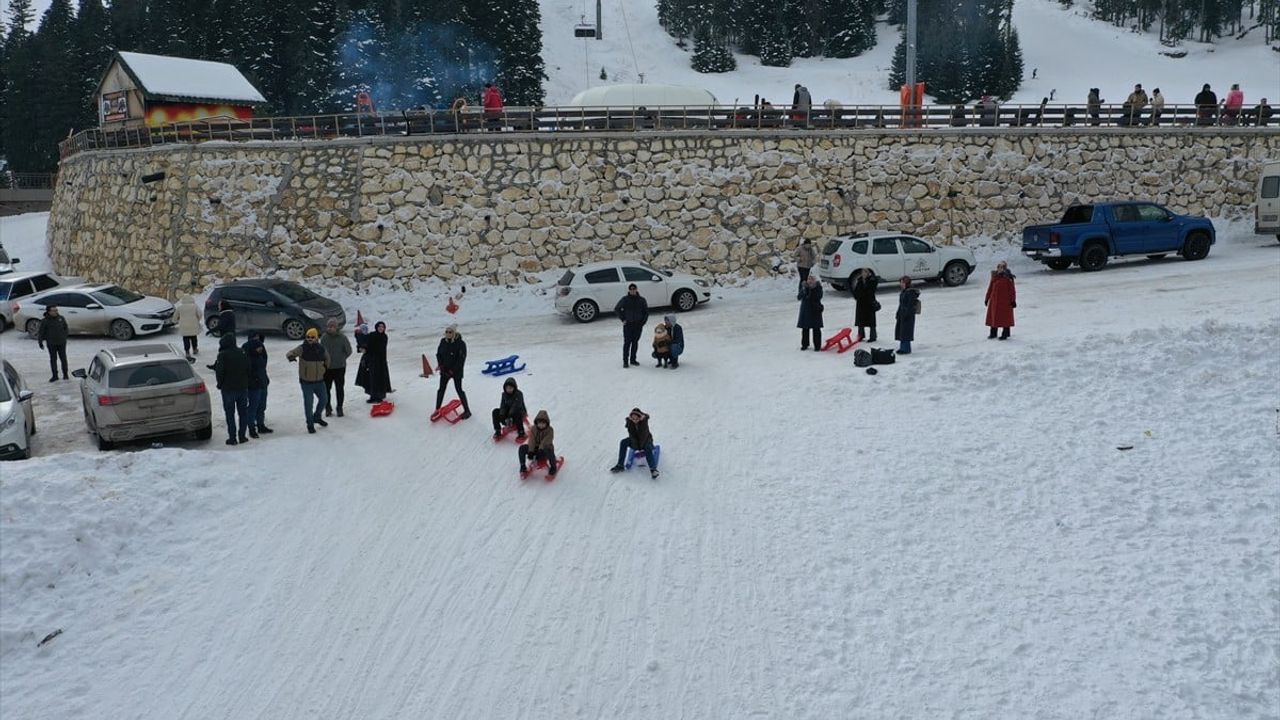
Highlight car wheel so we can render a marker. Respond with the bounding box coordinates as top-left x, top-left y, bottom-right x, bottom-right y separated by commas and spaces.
1146, 254, 1167, 261
1046, 259, 1073, 271
942, 261, 971, 287
283, 319, 306, 340
25, 319, 42, 338
1182, 232, 1211, 261
572, 299, 599, 323
110, 319, 136, 341
673, 289, 697, 312
1078, 243, 1109, 271
206, 316, 220, 332
194, 423, 213, 441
